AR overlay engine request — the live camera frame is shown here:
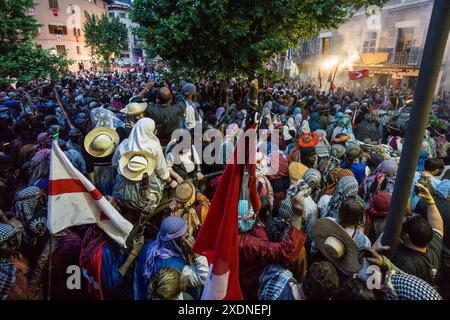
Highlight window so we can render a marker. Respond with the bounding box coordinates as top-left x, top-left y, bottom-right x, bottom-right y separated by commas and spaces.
85, 10, 90, 18
321, 37, 331, 55
119, 12, 126, 18
73, 28, 81, 37
300, 40, 310, 55
48, 0, 58, 9
36, 44, 42, 49
363, 32, 378, 53
49, 25, 68, 35
56, 45, 66, 54
109, 12, 114, 18
76, 46, 81, 54
93, 0, 97, 4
